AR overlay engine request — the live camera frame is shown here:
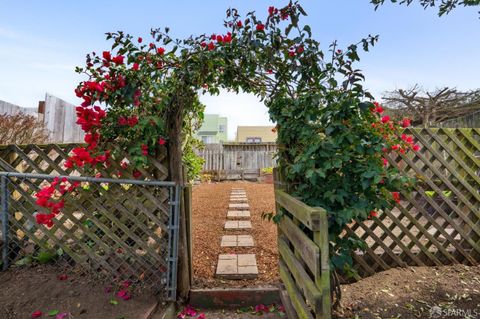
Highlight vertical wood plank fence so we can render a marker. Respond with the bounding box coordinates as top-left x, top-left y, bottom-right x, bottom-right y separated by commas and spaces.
197, 143, 277, 180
